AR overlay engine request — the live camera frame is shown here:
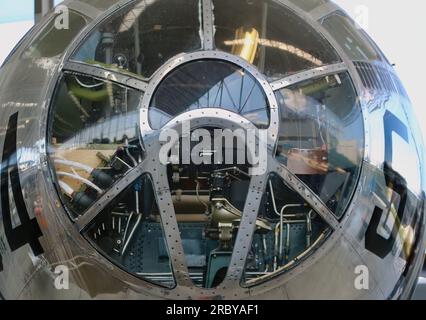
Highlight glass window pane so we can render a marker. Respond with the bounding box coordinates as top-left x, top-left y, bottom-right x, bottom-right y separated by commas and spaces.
72, 0, 202, 79
149, 60, 270, 129
243, 174, 330, 285
83, 0, 122, 11
275, 72, 364, 217
23, 11, 87, 59
84, 175, 175, 288
214, 0, 341, 80
321, 12, 382, 62
288, 0, 329, 12
162, 133, 252, 288
49, 72, 144, 217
